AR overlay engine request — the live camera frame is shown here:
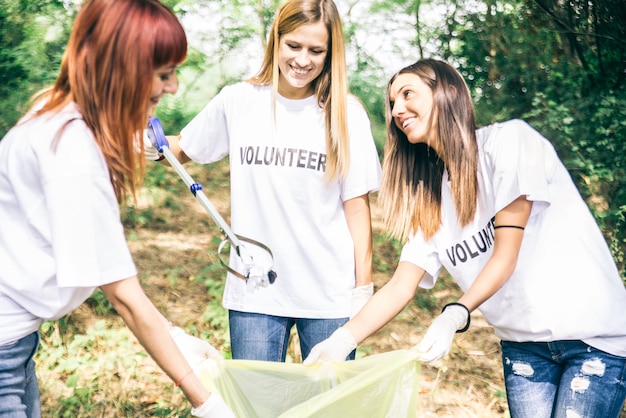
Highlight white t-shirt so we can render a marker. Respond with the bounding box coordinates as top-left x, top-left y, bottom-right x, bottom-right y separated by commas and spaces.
0, 103, 137, 345
400, 119, 626, 356
180, 82, 382, 318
